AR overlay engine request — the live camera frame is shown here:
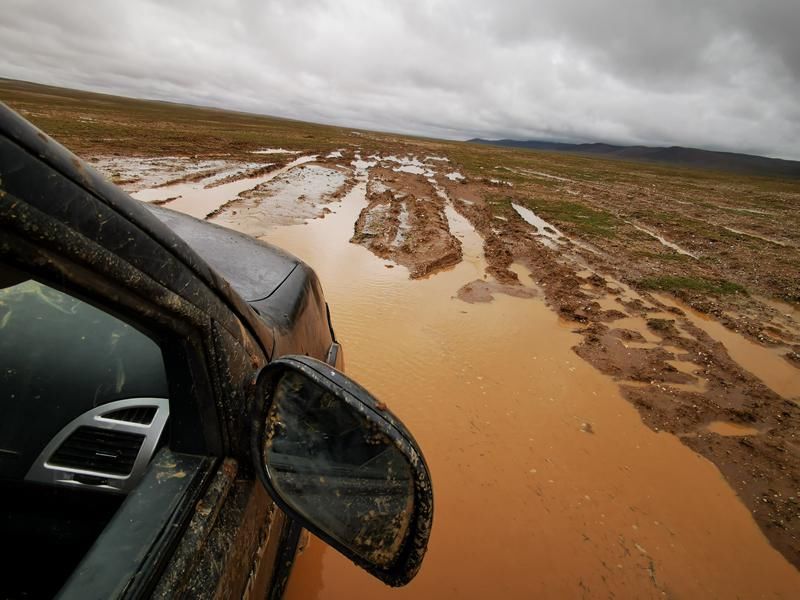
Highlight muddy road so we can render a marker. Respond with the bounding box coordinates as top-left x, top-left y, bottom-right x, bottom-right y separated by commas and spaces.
84, 145, 800, 598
